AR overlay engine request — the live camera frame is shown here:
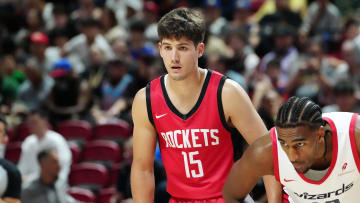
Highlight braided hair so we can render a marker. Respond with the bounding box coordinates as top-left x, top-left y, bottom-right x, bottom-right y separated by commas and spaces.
275, 96, 323, 129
